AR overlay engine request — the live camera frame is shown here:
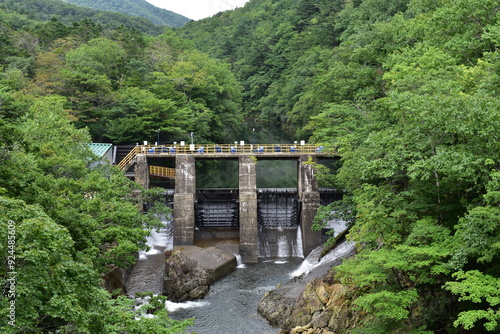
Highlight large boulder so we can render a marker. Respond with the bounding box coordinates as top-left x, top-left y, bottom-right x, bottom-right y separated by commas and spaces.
261, 272, 362, 334
163, 244, 238, 302
163, 250, 210, 302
